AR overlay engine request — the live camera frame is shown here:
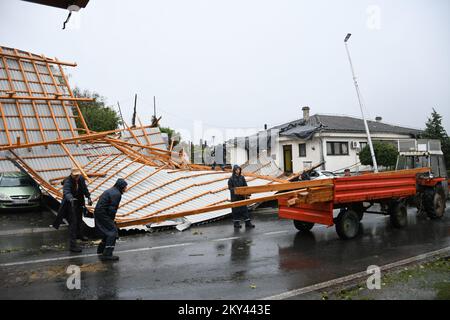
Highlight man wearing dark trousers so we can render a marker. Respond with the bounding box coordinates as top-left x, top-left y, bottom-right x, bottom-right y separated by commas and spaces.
95, 178, 128, 261
53, 168, 92, 253
228, 165, 255, 229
